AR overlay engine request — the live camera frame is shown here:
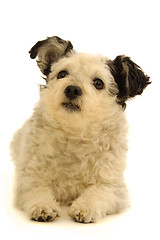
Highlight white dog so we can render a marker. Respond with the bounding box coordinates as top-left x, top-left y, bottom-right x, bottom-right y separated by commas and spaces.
10, 36, 150, 223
